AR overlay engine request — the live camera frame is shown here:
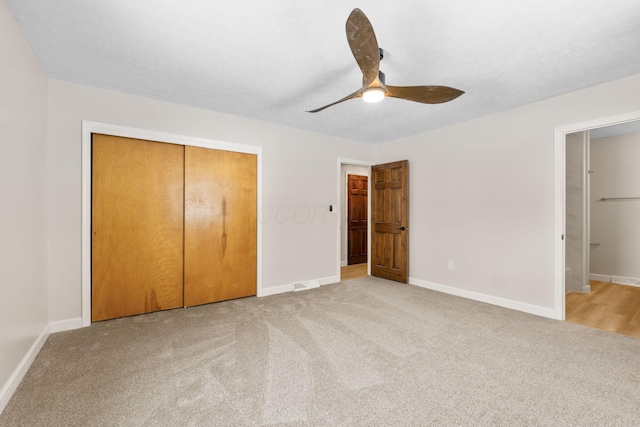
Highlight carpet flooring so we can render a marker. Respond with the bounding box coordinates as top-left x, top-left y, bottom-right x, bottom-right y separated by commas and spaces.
2, 276, 639, 426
